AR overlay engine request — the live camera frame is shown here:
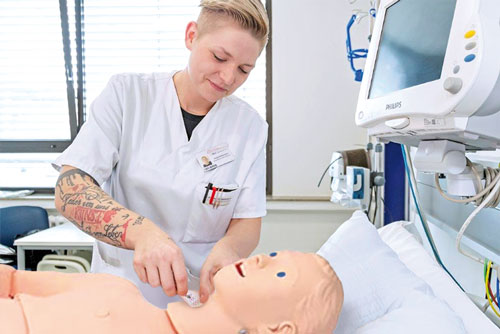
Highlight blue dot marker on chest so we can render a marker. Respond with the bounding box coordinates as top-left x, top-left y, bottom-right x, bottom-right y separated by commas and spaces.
277, 272, 286, 278
270, 252, 277, 257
